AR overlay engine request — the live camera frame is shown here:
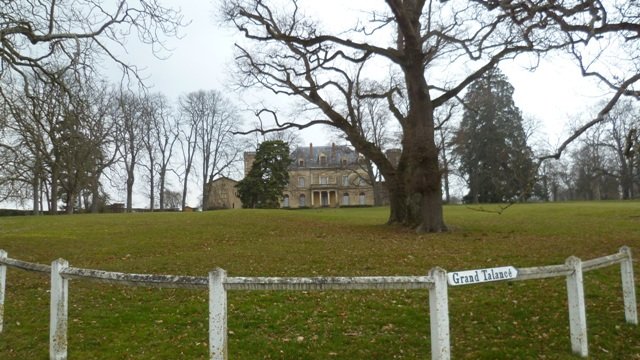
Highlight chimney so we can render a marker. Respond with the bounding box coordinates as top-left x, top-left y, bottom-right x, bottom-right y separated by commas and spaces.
309, 142, 313, 160
331, 142, 336, 159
